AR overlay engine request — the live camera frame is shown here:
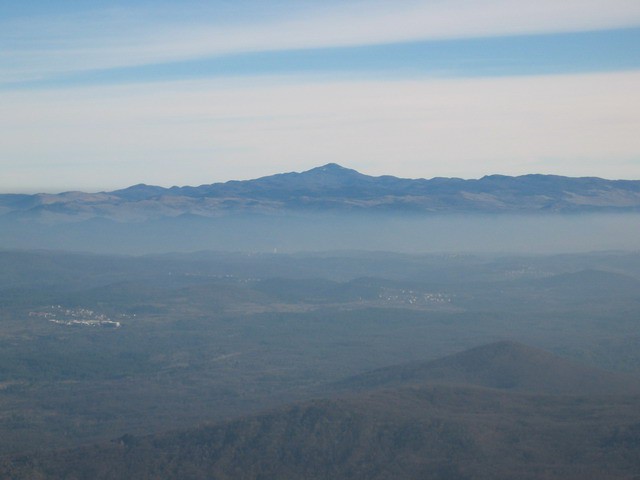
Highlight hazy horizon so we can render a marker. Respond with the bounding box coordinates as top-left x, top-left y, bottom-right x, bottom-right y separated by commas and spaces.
4, 163, 640, 195
2, 1, 639, 192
